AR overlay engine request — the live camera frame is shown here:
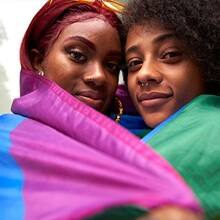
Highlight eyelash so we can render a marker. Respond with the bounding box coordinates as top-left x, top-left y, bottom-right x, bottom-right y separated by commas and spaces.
159, 50, 183, 63
126, 50, 183, 72
106, 62, 121, 75
126, 58, 143, 72
68, 49, 87, 63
